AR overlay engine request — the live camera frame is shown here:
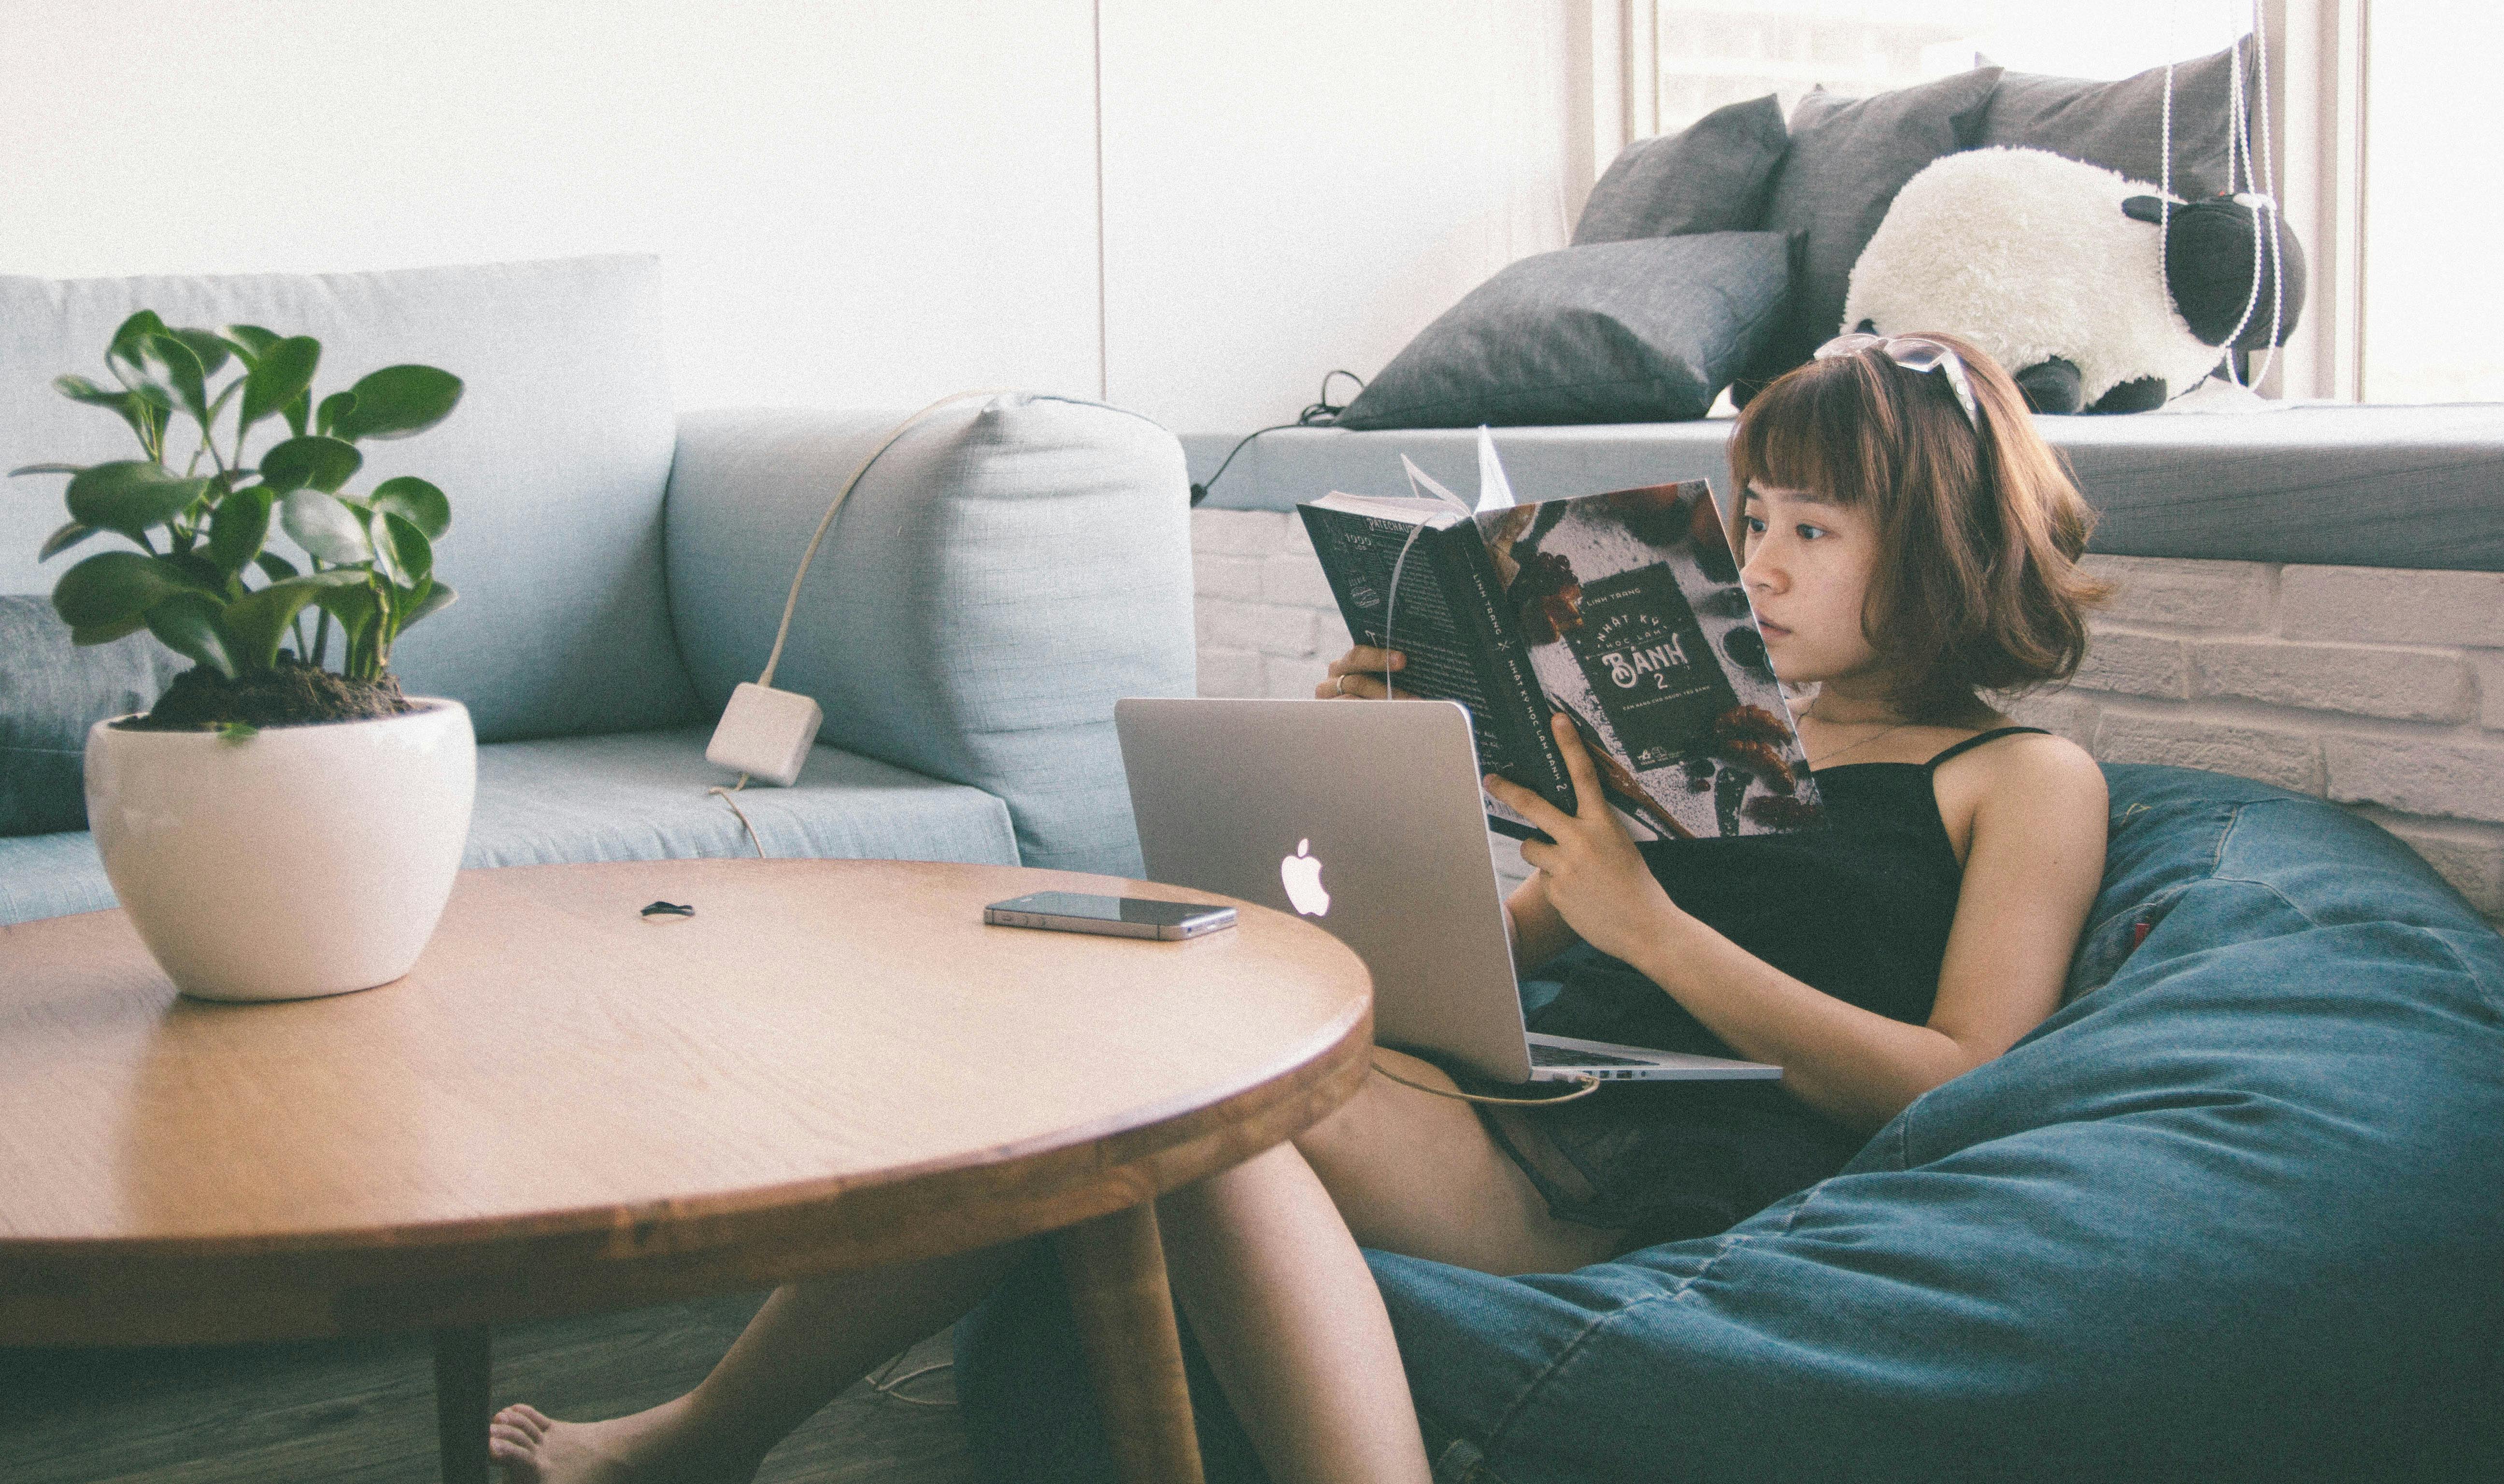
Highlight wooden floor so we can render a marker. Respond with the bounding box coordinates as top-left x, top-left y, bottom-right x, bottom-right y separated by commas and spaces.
0, 1293, 978, 1484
